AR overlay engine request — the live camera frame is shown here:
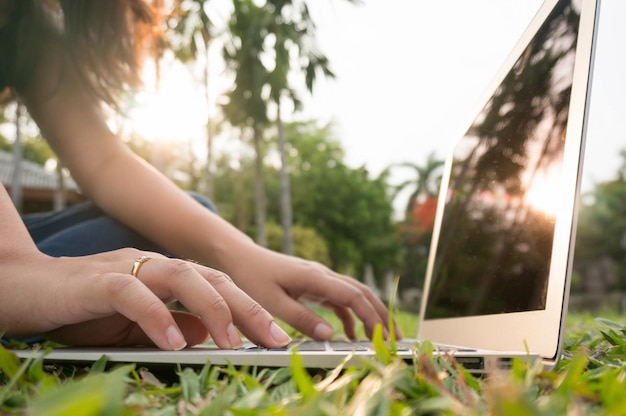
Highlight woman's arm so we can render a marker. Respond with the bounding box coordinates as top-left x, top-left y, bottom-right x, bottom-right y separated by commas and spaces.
23, 43, 251, 274
0, 185, 297, 349
22, 43, 399, 342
